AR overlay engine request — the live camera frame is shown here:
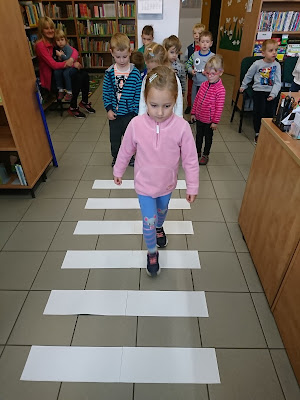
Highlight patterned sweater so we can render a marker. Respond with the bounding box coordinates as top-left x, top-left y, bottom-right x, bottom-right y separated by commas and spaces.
191, 79, 226, 124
